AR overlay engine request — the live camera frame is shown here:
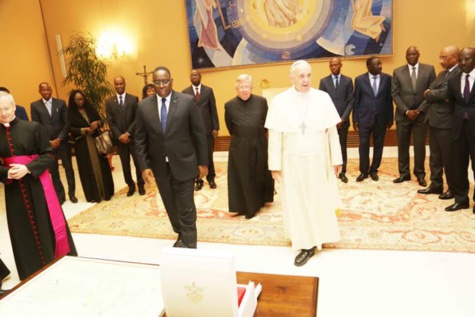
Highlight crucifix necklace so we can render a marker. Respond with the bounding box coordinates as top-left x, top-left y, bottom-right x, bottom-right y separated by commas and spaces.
298, 101, 310, 135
